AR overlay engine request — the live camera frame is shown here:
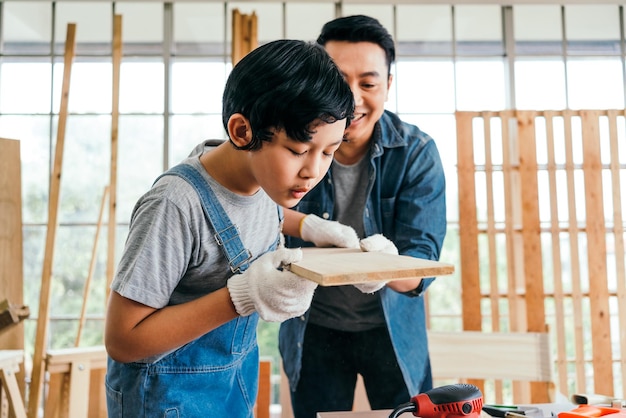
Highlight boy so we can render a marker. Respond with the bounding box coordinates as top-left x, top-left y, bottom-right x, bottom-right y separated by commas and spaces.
104, 39, 354, 418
